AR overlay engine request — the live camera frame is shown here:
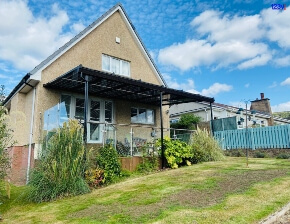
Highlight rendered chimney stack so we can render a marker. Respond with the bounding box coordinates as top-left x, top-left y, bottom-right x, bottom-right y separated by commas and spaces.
260, 93, 264, 99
